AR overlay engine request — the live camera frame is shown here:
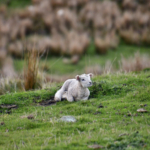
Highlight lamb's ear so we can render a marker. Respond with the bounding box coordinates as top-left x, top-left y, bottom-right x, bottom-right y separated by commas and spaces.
75, 75, 80, 81
88, 73, 94, 78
